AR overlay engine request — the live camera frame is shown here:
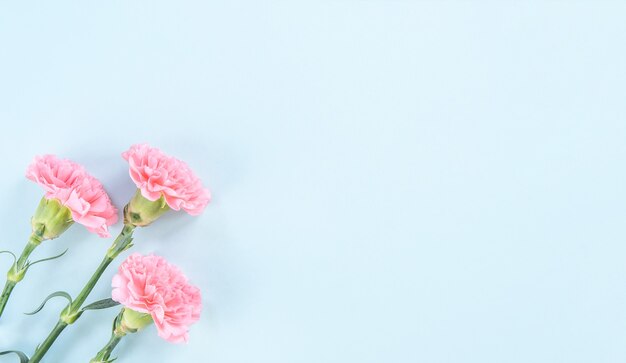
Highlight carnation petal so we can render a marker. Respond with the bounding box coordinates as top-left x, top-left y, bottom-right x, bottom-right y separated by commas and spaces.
122, 144, 210, 216
111, 253, 202, 343
26, 155, 119, 237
